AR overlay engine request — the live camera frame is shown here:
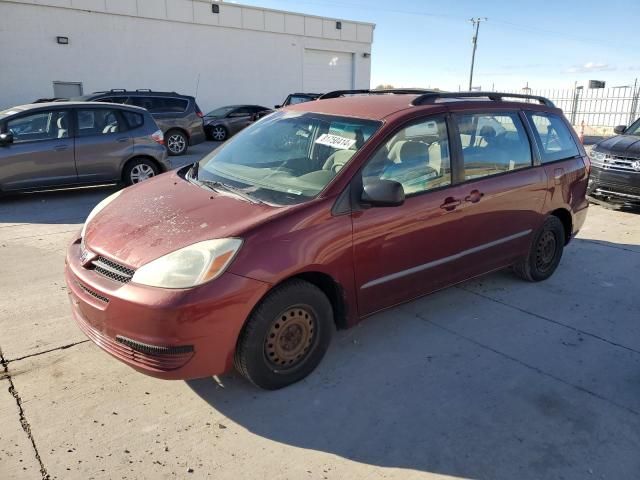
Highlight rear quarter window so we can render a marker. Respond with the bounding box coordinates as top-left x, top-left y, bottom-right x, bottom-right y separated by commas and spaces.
123, 111, 144, 129
525, 112, 579, 163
